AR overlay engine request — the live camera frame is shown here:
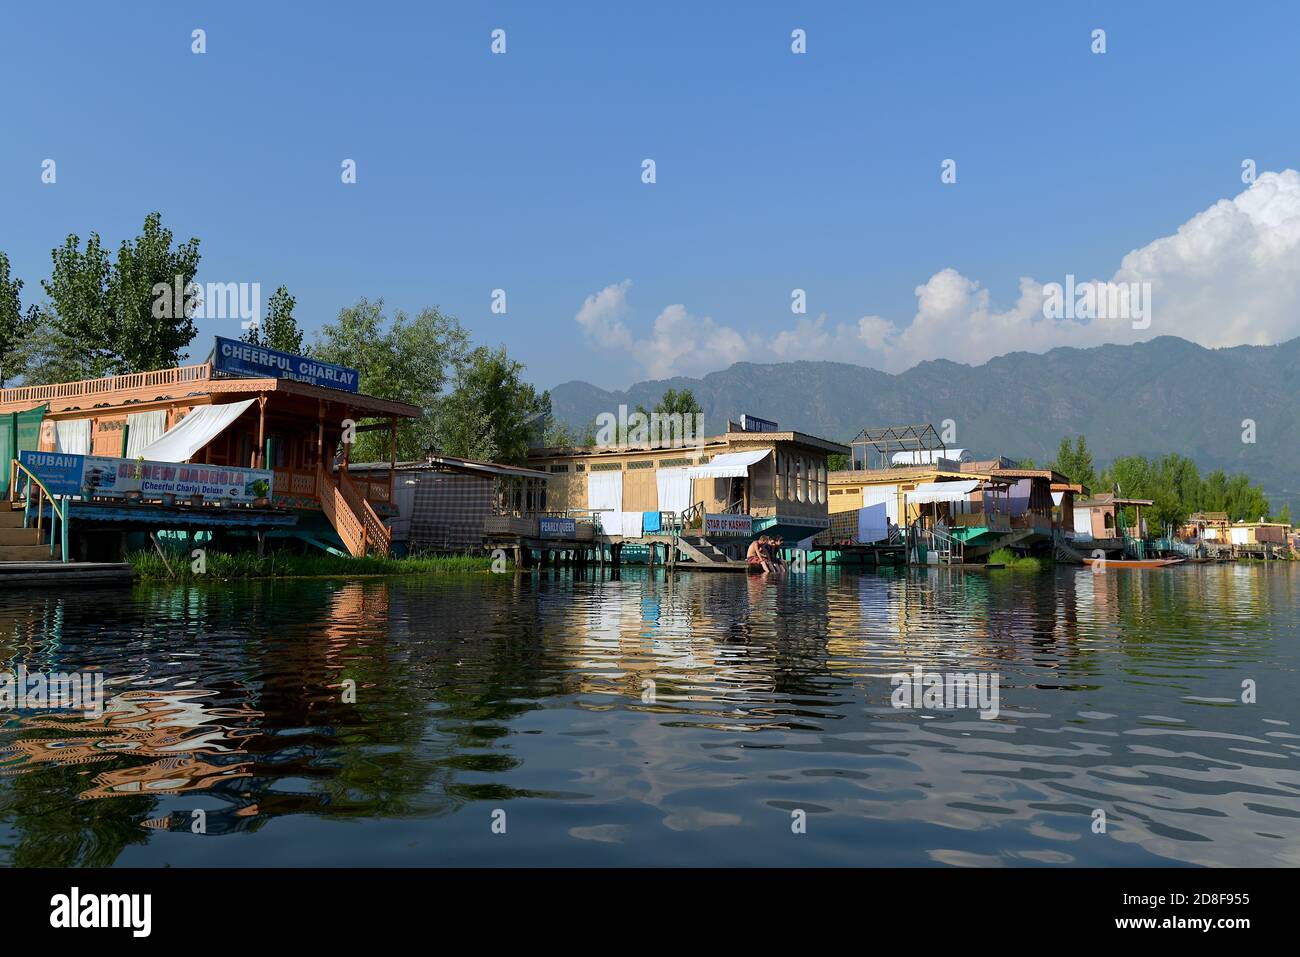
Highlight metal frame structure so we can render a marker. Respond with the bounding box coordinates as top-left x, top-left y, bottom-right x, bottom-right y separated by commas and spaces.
849, 424, 949, 471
